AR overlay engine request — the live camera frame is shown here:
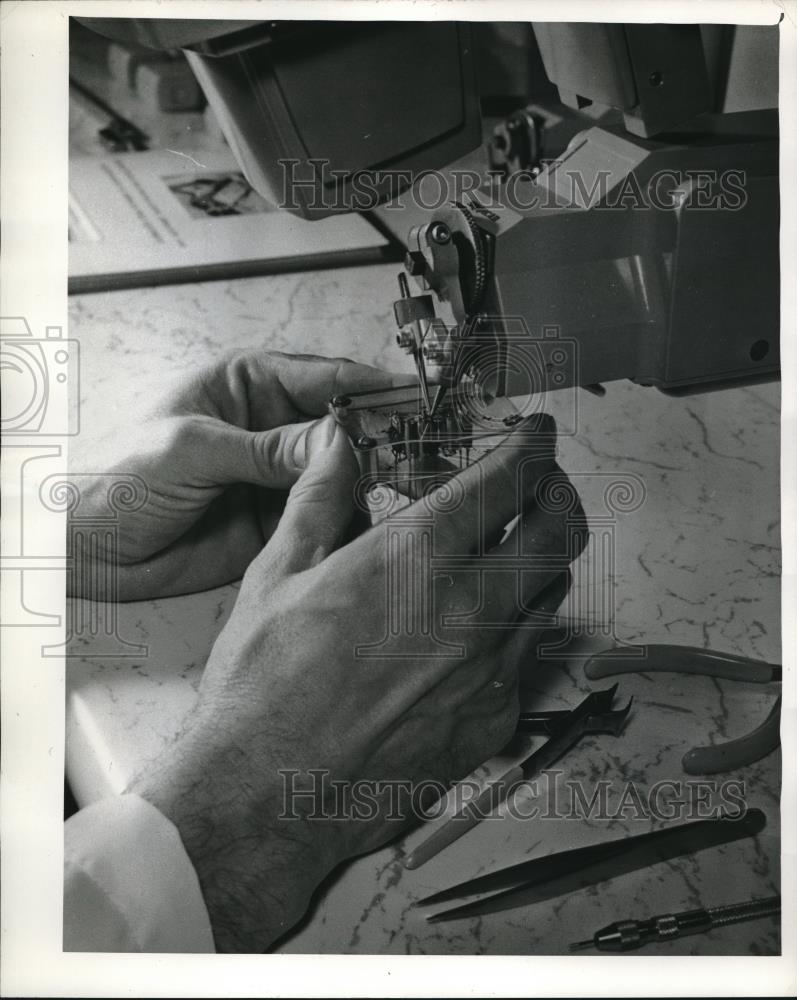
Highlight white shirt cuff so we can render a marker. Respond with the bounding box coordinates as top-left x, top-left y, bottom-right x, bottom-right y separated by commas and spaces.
64, 793, 215, 952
